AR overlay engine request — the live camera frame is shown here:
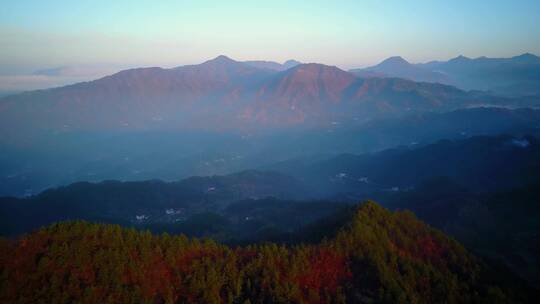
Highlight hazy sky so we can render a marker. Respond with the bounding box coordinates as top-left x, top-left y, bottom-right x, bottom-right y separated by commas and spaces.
1, 0, 539, 75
